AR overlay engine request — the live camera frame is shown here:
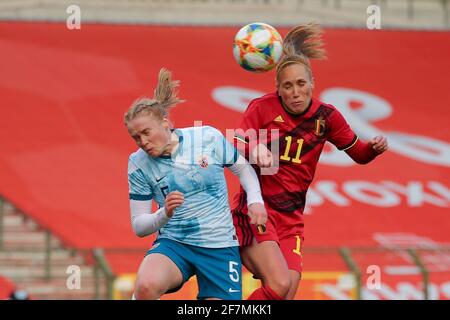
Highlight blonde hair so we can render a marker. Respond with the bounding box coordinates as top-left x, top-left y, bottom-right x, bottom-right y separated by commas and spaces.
276, 23, 327, 83
124, 68, 184, 124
